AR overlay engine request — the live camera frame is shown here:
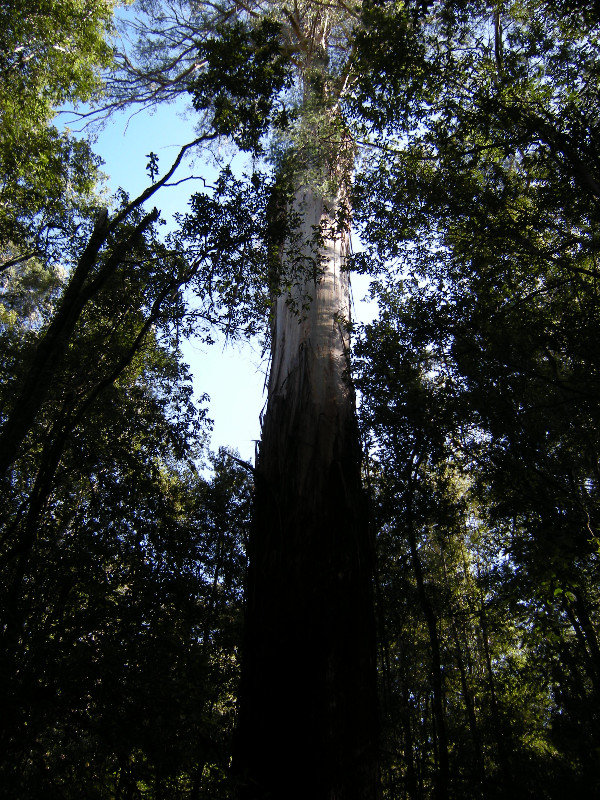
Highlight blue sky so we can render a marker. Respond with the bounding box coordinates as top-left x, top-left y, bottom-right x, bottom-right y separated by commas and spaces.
63, 98, 374, 463
62, 100, 267, 462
